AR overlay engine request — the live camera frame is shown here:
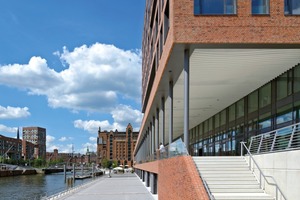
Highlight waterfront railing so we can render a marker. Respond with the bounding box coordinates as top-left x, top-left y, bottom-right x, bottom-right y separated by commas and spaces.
40, 175, 101, 200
